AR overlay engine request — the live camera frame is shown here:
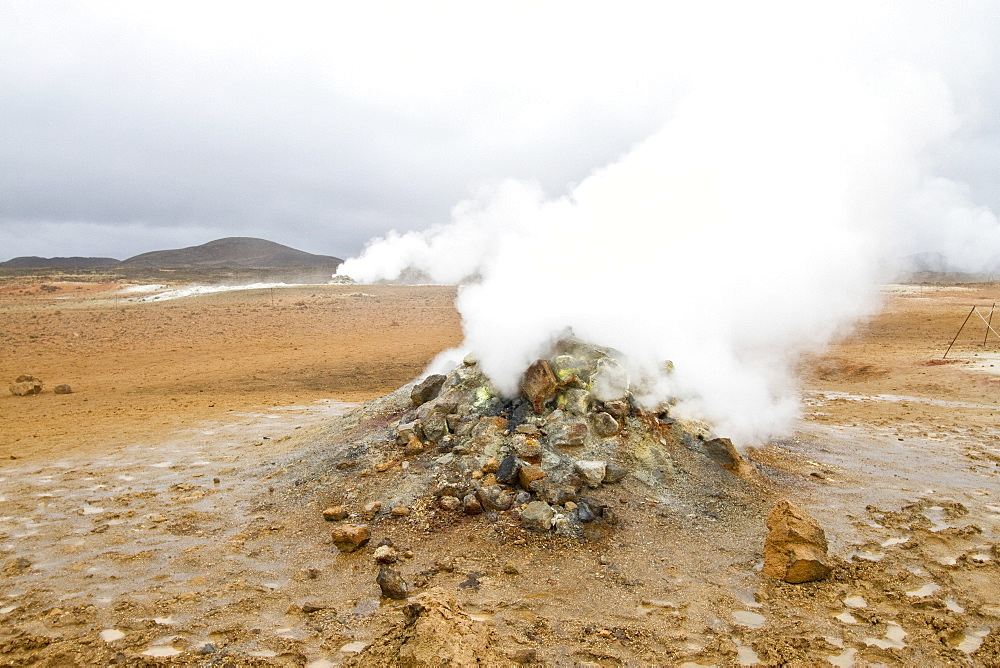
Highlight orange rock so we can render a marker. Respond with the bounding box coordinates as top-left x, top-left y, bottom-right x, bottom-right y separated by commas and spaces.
517, 464, 547, 488
762, 500, 831, 583
330, 524, 370, 553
